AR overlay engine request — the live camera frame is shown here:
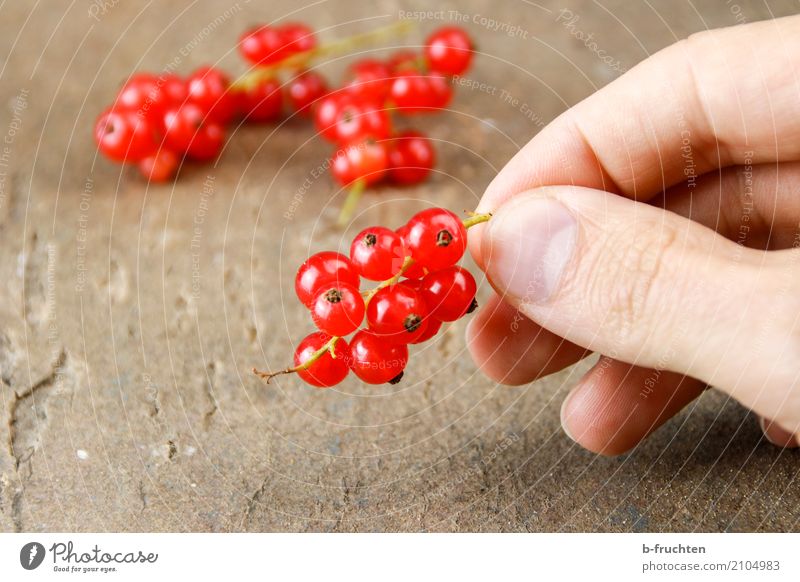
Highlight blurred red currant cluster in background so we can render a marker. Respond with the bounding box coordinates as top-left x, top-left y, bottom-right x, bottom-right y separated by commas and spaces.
93, 21, 474, 206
